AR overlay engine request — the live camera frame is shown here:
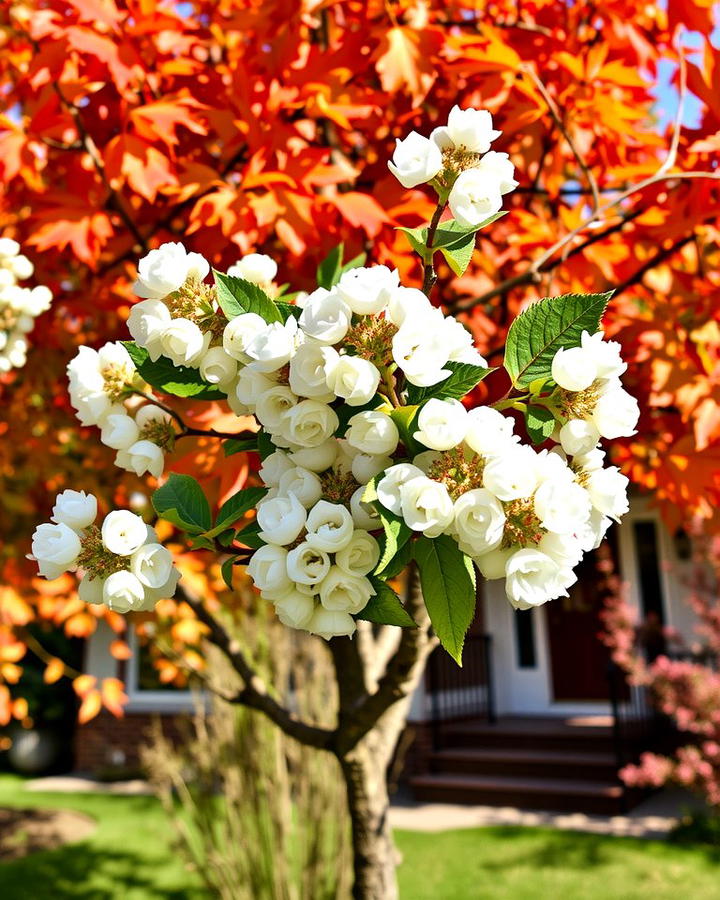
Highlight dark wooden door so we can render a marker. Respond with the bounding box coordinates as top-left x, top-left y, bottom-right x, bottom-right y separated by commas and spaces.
546, 534, 617, 701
